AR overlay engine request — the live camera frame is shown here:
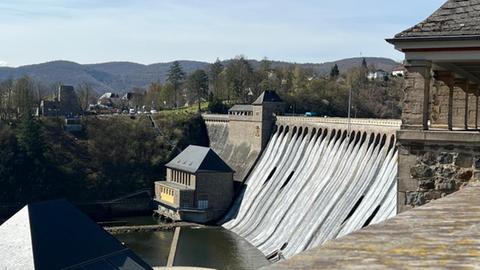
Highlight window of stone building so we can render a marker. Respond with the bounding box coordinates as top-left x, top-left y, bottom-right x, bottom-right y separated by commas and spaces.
198, 200, 208, 209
